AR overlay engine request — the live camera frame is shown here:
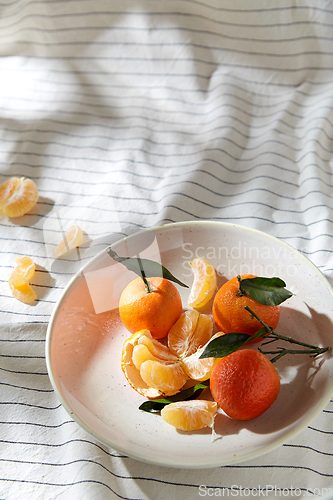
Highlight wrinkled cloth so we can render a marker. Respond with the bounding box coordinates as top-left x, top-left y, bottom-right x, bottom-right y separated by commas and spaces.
1, 1, 333, 499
